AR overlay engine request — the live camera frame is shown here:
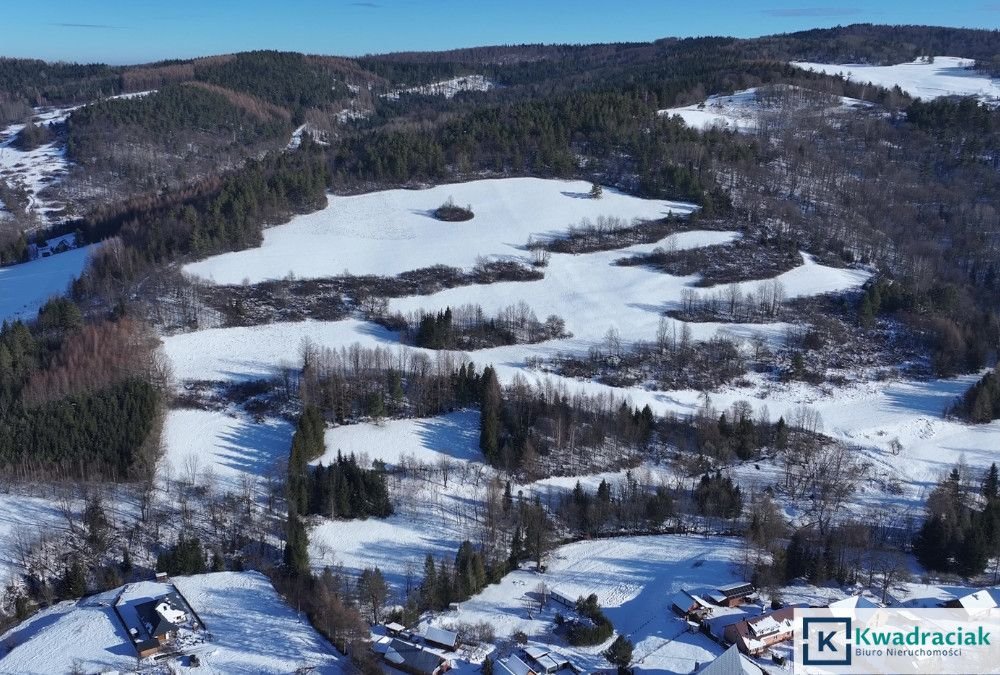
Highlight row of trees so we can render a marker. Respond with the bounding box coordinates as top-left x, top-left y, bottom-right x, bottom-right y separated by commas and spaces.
914, 464, 1000, 578
410, 304, 567, 350
478, 365, 656, 476
950, 367, 1000, 423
